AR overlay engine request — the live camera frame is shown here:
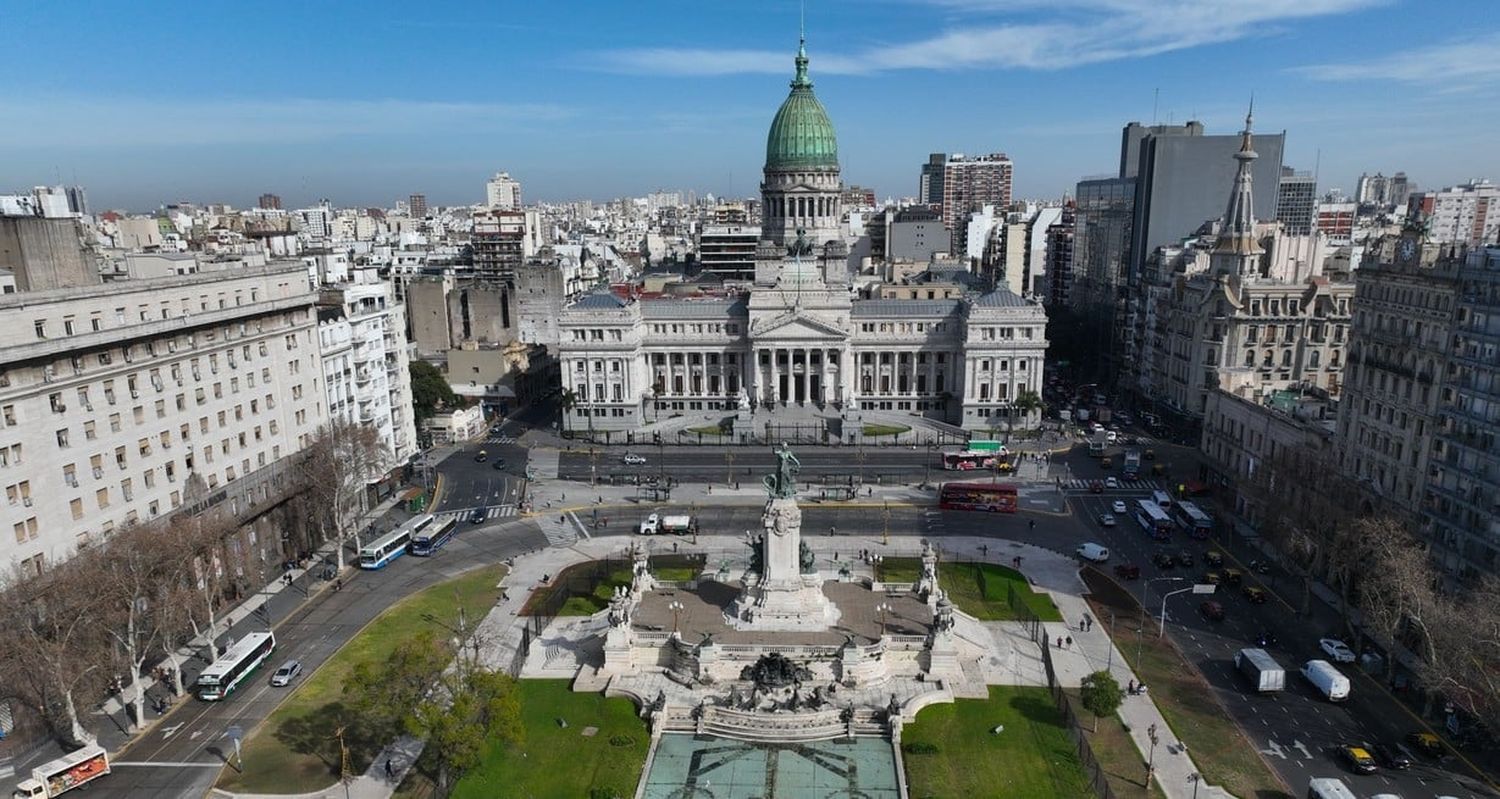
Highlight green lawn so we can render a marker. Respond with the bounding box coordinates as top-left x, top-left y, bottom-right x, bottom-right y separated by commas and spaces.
862, 423, 911, 437
685, 425, 729, 436
216, 564, 507, 793
449, 680, 648, 799
903, 686, 1093, 799
527, 557, 706, 617
1065, 689, 1166, 799
876, 558, 1063, 622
